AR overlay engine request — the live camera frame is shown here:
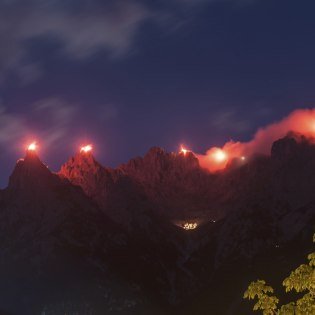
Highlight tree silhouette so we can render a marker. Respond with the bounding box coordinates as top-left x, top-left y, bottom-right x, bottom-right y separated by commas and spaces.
244, 234, 315, 314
